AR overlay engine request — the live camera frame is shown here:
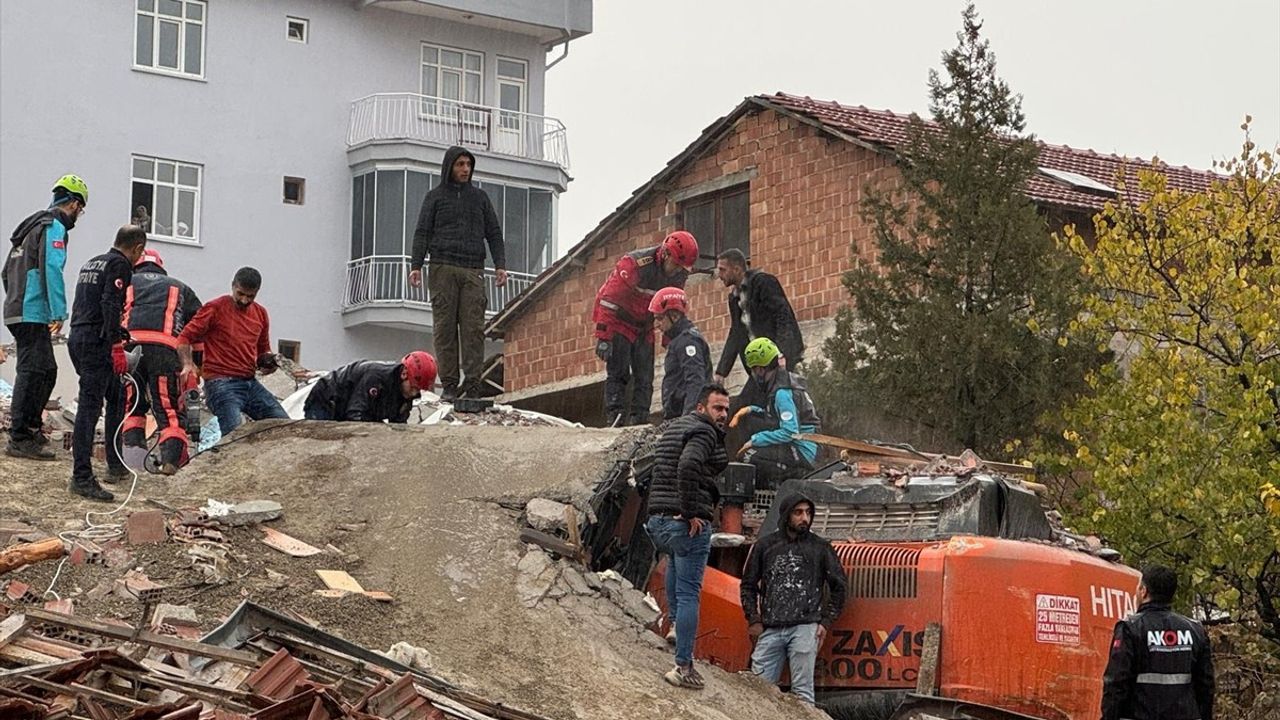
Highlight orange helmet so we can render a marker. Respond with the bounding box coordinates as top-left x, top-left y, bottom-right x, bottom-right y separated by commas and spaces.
135, 248, 164, 268
401, 351, 438, 390
648, 286, 688, 315
660, 231, 699, 270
